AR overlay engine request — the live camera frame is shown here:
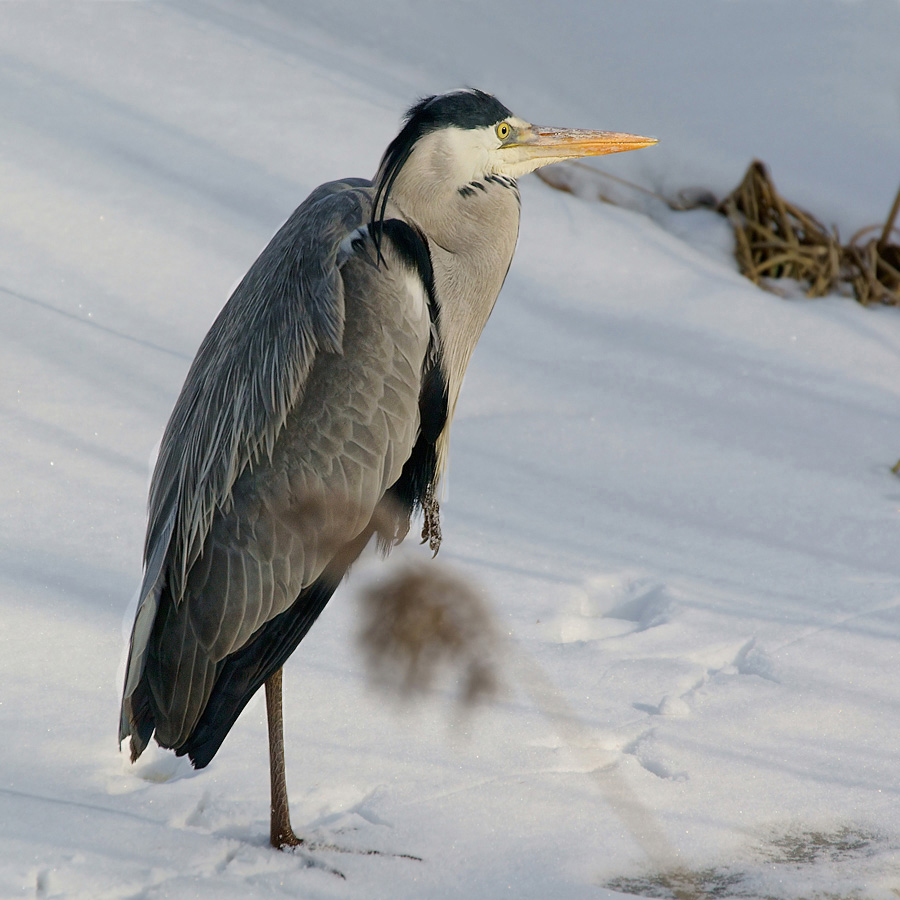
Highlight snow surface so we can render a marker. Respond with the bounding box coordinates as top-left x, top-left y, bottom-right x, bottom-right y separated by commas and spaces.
3, 2, 900, 898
